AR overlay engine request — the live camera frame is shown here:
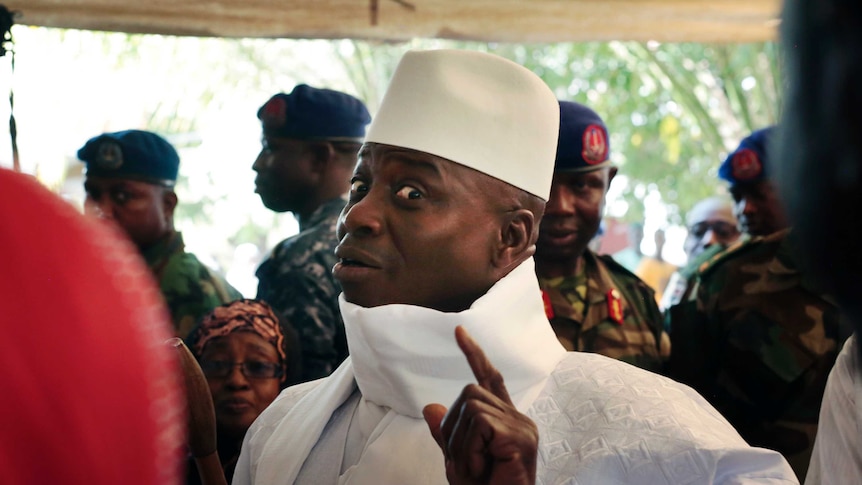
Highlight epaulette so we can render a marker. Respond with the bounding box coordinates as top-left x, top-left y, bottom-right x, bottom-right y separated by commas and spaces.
697, 234, 759, 277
